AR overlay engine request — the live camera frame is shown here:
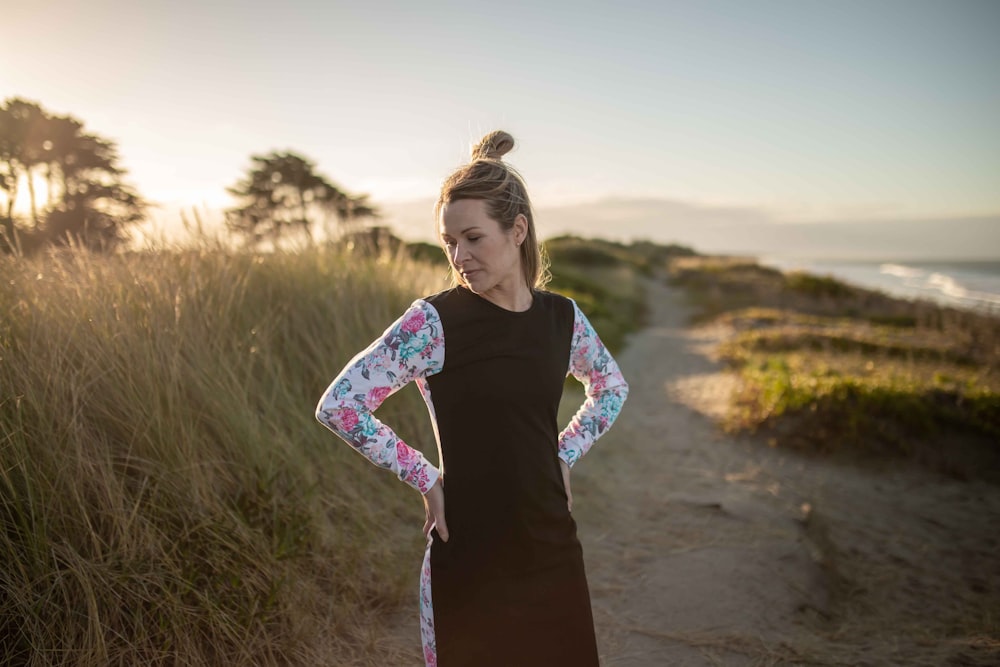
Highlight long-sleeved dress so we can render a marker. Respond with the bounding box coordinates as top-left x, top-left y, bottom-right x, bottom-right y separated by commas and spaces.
316, 285, 628, 666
